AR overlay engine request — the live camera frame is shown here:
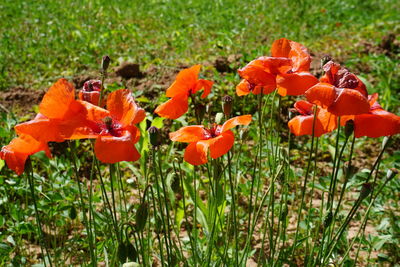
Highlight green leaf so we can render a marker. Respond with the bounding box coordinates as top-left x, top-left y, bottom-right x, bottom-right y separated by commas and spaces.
151, 117, 164, 128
